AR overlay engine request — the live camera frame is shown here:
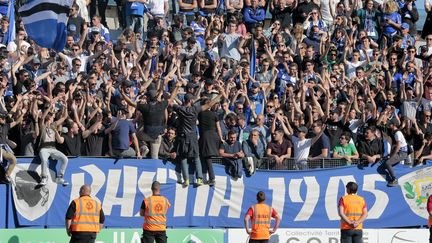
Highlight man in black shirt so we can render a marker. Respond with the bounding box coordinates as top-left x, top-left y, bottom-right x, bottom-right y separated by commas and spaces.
67, 3, 86, 42
325, 109, 348, 151
58, 122, 83, 156
83, 113, 106, 156
357, 126, 384, 164
121, 89, 168, 159
171, 85, 224, 187
309, 121, 330, 160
